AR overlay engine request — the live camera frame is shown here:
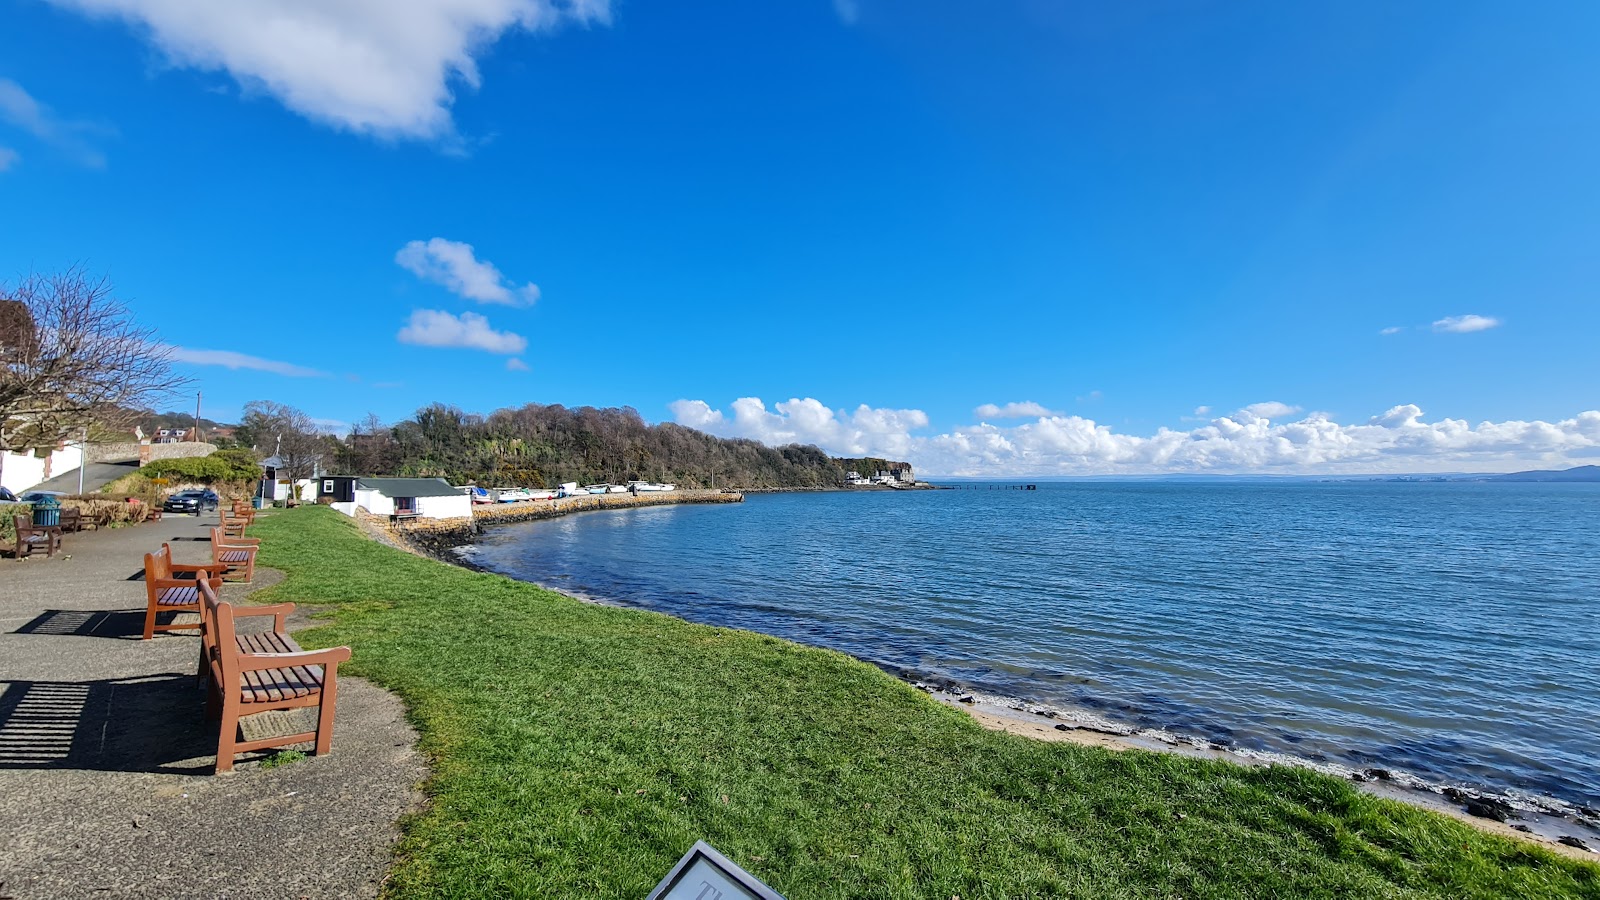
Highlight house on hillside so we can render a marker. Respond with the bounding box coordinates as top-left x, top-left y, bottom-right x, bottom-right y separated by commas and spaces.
349, 477, 473, 521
